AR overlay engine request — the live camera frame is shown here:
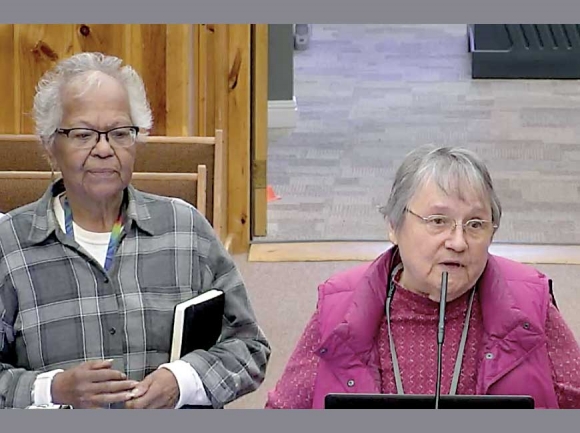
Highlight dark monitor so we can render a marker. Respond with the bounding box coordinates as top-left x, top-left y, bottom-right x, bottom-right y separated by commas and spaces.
325, 393, 535, 409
